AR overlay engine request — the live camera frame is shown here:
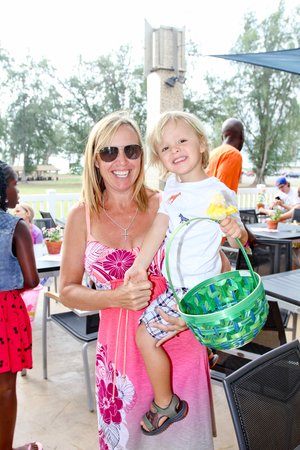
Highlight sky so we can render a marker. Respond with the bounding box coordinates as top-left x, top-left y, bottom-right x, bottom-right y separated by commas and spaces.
1, 0, 299, 171
1, 0, 299, 76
